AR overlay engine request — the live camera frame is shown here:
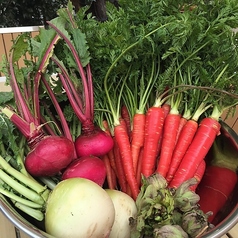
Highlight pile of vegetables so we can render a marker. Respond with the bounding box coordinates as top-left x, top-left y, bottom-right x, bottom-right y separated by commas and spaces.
1, 0, 238, 237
